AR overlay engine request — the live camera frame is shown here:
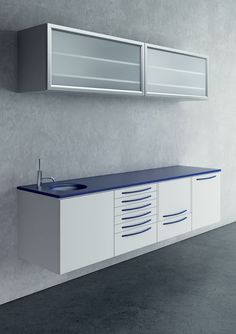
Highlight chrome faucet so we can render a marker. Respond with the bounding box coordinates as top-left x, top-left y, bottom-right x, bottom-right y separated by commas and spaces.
37, 159, 55, 189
